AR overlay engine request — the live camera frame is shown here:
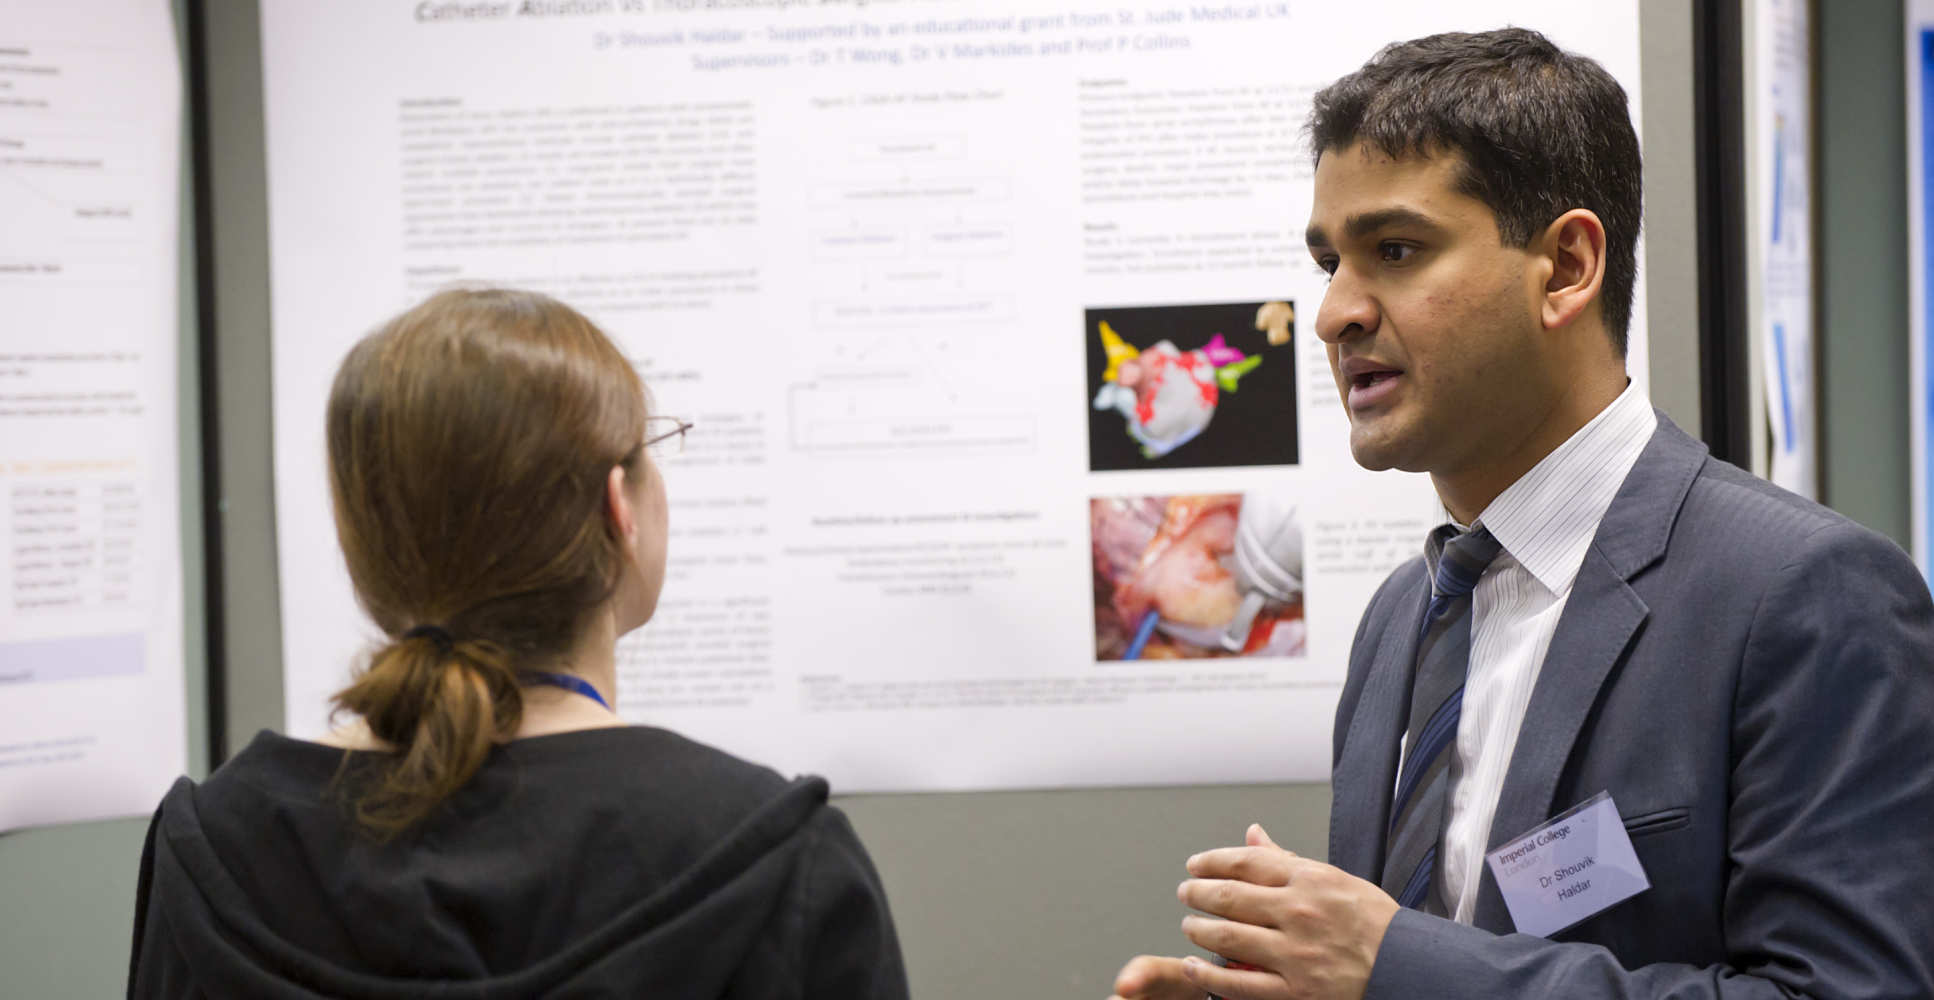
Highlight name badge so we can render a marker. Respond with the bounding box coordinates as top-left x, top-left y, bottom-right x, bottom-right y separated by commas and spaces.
1484, 791, 1649, 937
